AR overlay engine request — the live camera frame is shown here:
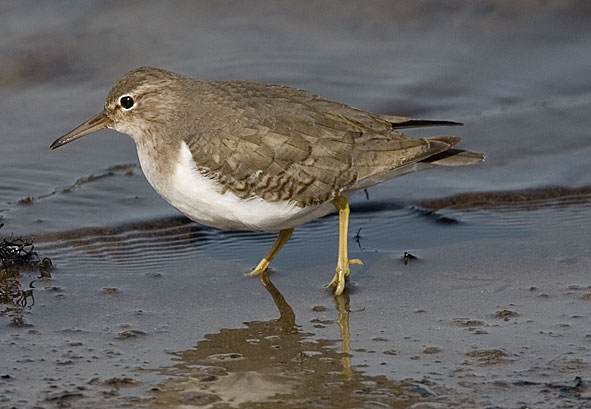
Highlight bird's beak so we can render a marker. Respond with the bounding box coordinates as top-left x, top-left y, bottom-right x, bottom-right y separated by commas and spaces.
50, 111, 111, 150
